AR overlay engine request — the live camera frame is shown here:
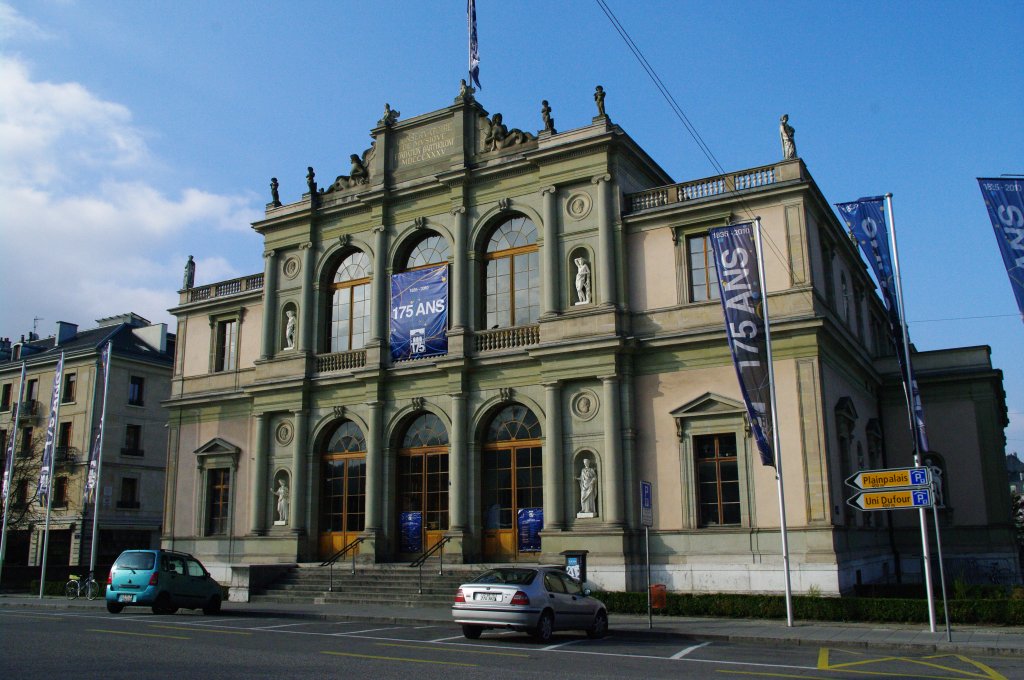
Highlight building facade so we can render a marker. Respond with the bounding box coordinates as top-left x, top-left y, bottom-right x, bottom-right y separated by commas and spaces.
164, 87, 1016, 594
0, 314, 173, 572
